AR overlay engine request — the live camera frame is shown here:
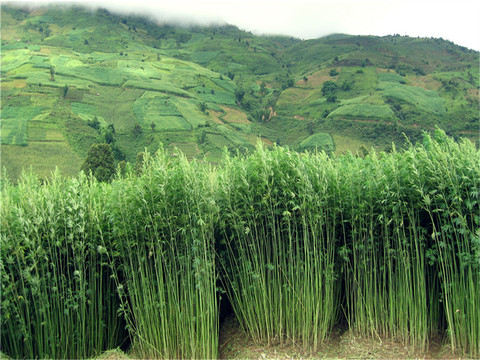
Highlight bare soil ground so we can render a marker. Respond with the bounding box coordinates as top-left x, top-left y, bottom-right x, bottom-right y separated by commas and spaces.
218, 316, 462, 360
89, 316, 465, 359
